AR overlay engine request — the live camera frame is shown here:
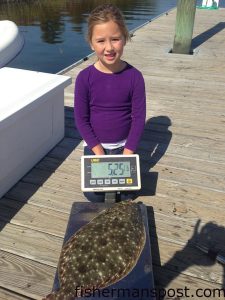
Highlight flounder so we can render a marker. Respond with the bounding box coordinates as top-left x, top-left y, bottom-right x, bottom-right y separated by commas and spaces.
43, 201, 146, 299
